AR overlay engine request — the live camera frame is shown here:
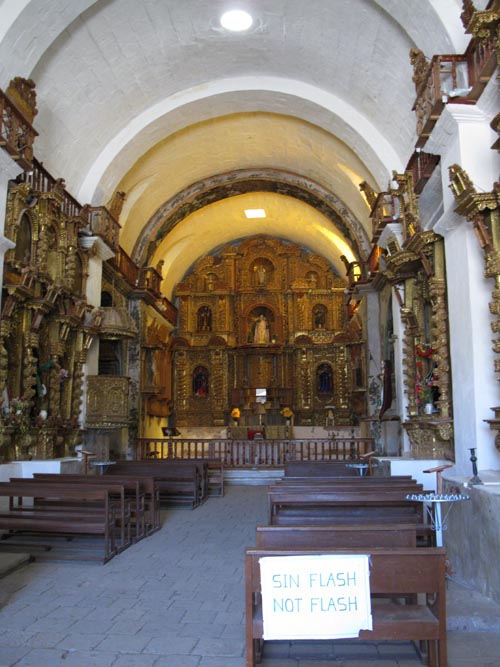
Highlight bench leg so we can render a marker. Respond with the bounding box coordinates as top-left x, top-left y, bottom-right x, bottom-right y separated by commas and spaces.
428, 639, 437, 667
